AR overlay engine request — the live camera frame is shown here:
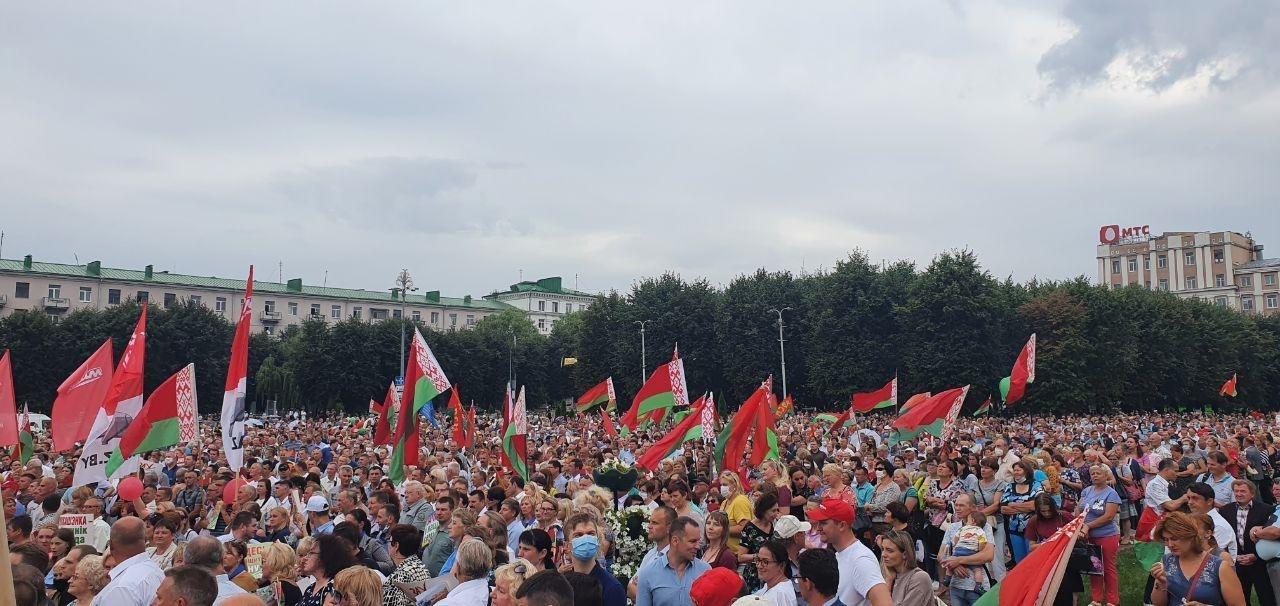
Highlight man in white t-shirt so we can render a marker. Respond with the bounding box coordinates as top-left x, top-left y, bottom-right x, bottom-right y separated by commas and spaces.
1143, 458, 1187, 523
809, 498, 891, 606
